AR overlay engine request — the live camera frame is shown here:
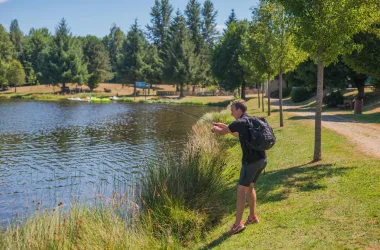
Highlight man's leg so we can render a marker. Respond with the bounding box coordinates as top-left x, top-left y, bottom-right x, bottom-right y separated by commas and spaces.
247, 183, 256, 219
235, 185, 248, 225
